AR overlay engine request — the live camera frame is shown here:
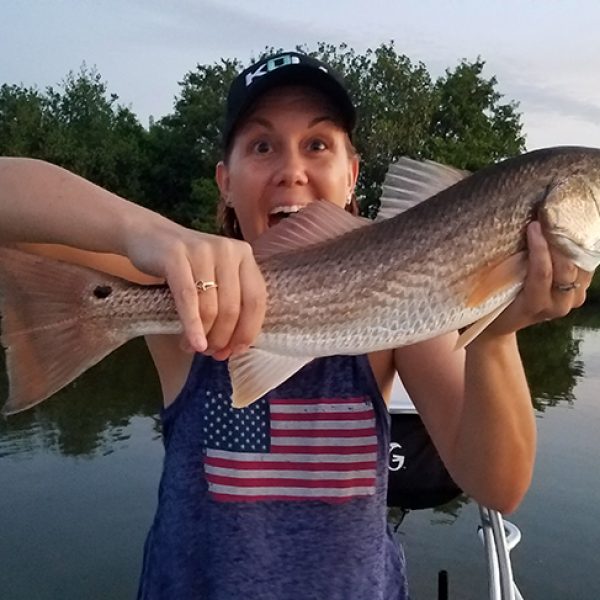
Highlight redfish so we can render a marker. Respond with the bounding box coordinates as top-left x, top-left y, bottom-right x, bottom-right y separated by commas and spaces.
1, 146, 600, 414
